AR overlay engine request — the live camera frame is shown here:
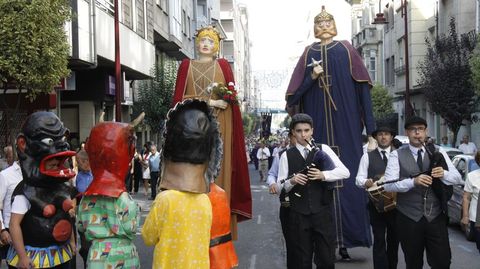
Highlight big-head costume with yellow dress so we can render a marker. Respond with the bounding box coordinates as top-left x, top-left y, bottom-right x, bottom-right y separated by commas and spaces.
142, 99, 237, 268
